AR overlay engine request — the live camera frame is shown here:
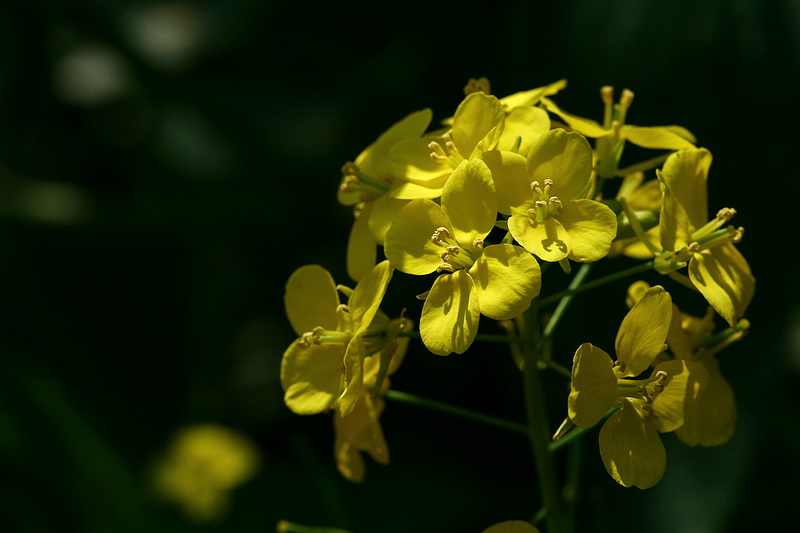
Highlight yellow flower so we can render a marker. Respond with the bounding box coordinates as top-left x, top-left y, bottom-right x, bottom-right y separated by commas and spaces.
567, 286, 708, 488
387, 91, 505, 200
333, 324, 408, 482
656, 147, 755, 327
485, 128, 618, 263
151, 424, 259, 523
281, 260, 399, 416
385, 158, 541, 355
542, 86, 696, 178
339, 108, 433, 281
628, 280, 745, 447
